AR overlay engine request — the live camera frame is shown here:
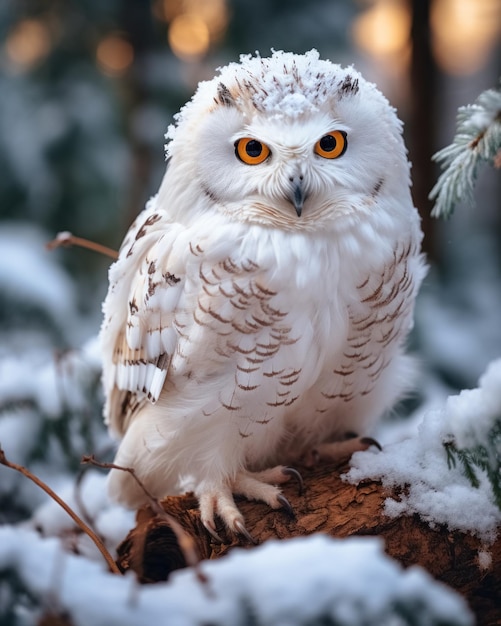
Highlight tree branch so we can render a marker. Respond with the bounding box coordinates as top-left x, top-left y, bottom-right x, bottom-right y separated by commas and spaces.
46, 231, 118, 260
0, 447, 120, 575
